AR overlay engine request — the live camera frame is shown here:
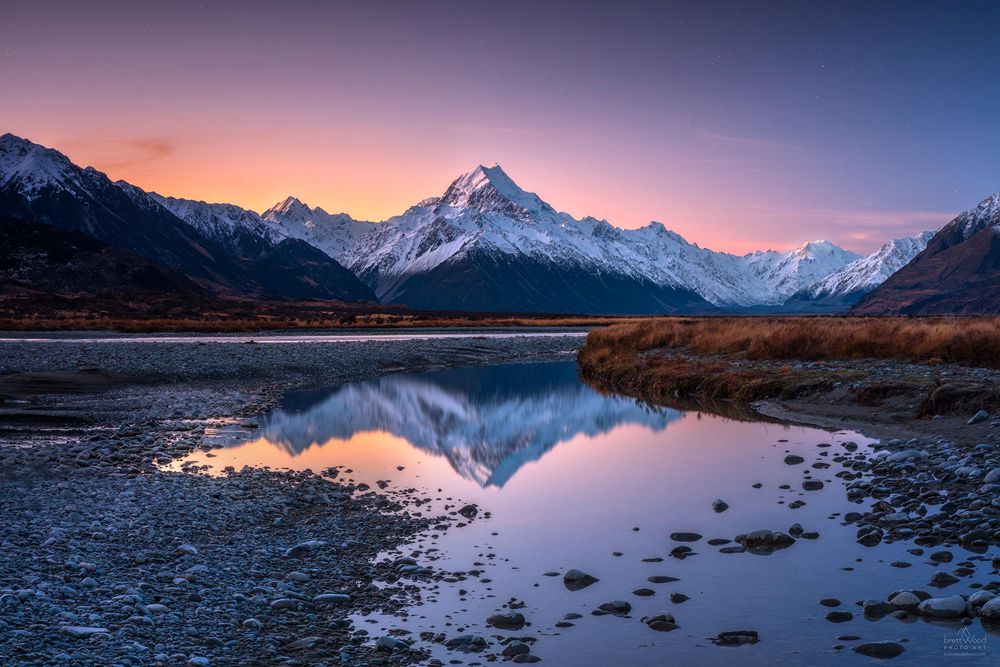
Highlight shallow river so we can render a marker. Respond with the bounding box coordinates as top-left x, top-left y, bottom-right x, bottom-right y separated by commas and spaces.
175, 361, 998, 665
